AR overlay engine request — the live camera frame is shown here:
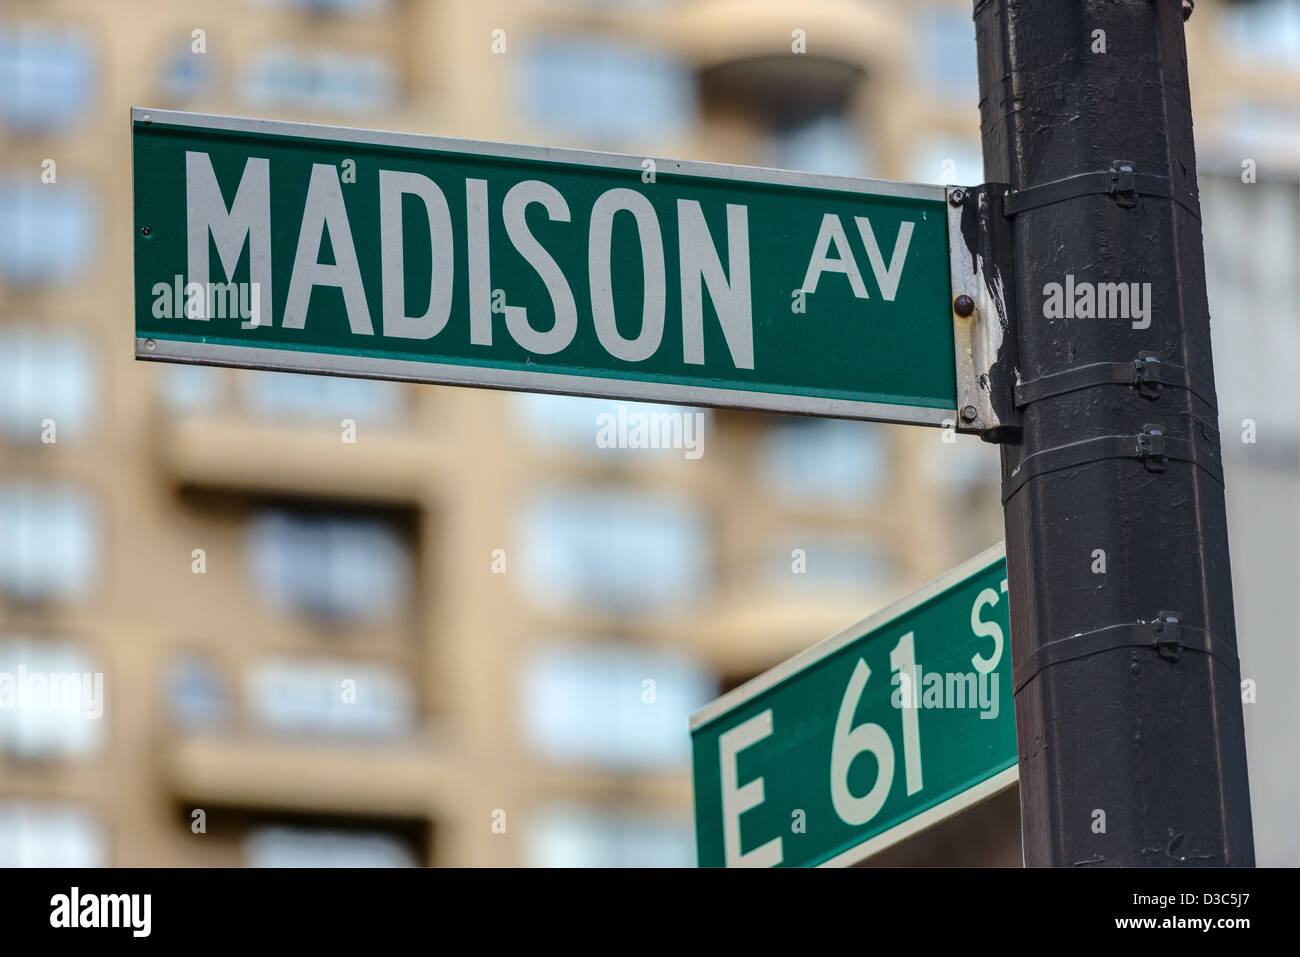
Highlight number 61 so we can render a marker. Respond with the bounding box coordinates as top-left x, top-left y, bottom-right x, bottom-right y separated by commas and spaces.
829, 633, 923, 826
